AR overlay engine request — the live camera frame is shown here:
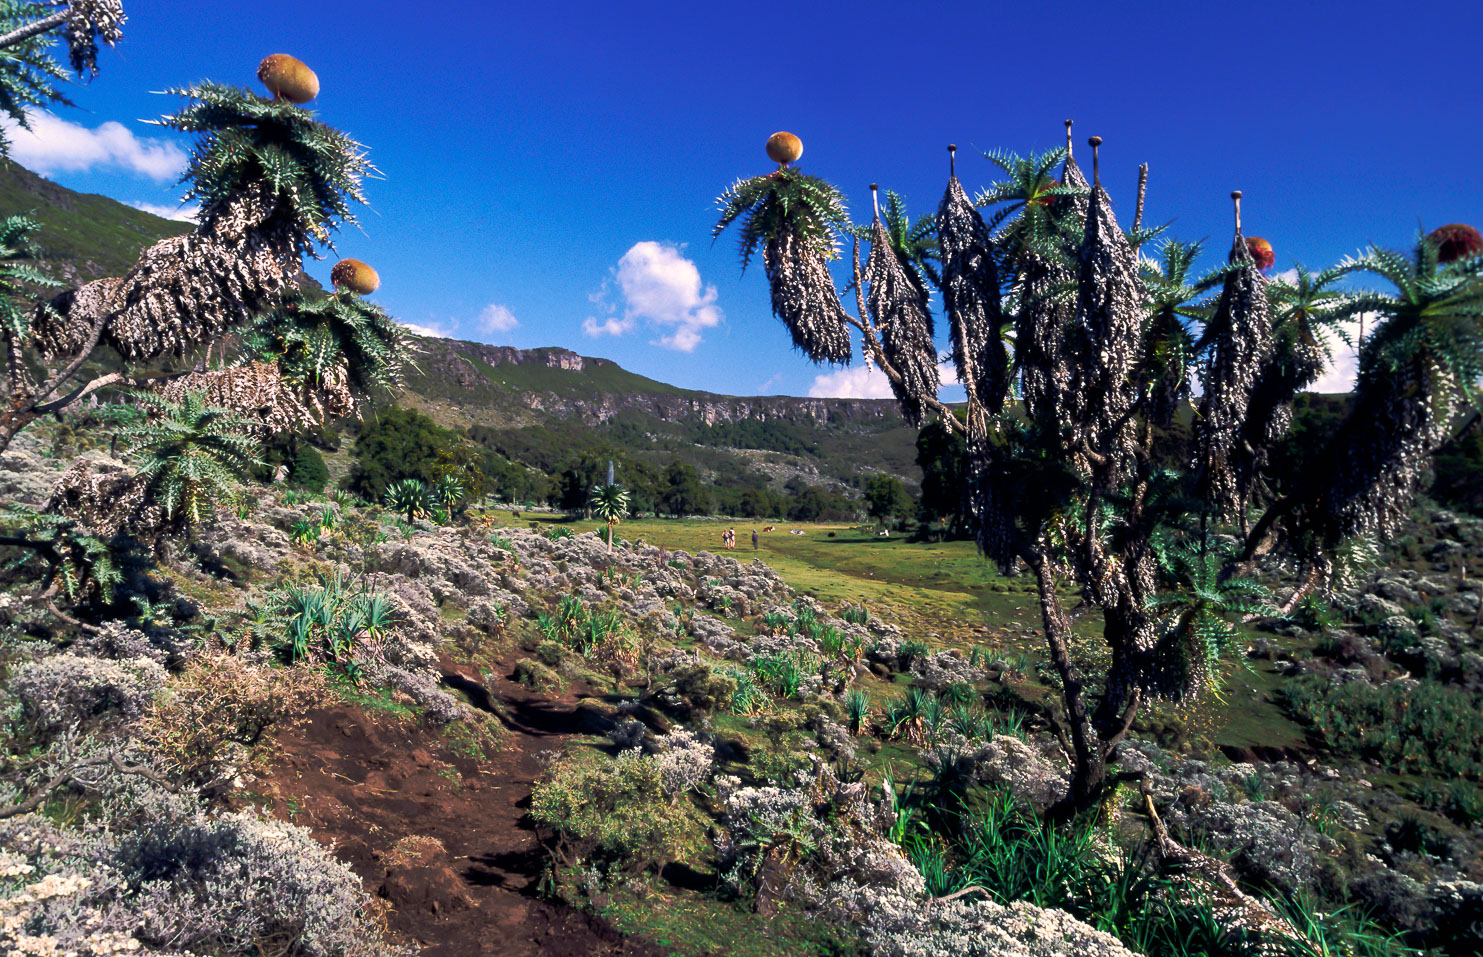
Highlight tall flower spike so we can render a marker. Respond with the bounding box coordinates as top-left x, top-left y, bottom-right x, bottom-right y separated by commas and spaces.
867, 183, 939, 426
1194, 190, 1274, 518
938, 144, 1009, 418
1060, 119, 1090, 222
1064, 134, 1142, 473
